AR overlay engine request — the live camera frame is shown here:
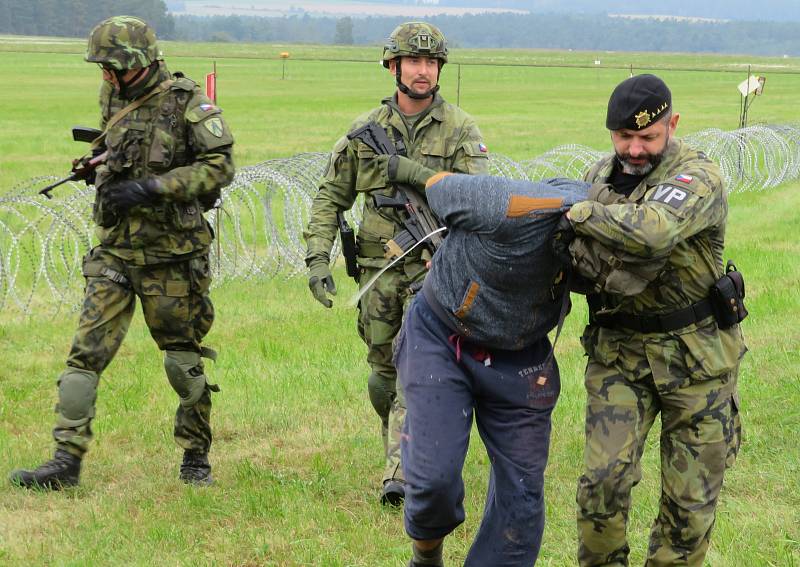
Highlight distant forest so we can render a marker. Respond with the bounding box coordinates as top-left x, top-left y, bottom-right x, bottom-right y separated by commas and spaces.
173, 13, 800, 56
1, 0, 799, 57
0, 0, 175, 38
357, 0, 800, 22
